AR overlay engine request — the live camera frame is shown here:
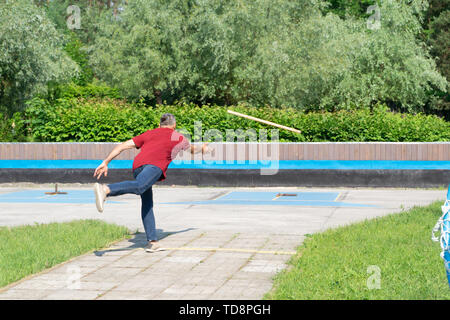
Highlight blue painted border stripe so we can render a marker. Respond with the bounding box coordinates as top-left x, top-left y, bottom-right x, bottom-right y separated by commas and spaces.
0, 160, 449, 170
161, 200, 377, 208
